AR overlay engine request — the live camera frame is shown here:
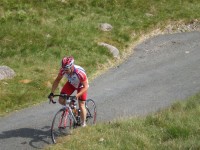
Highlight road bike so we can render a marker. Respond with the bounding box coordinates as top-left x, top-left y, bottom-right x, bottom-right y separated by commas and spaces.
49, 94, 97, 144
